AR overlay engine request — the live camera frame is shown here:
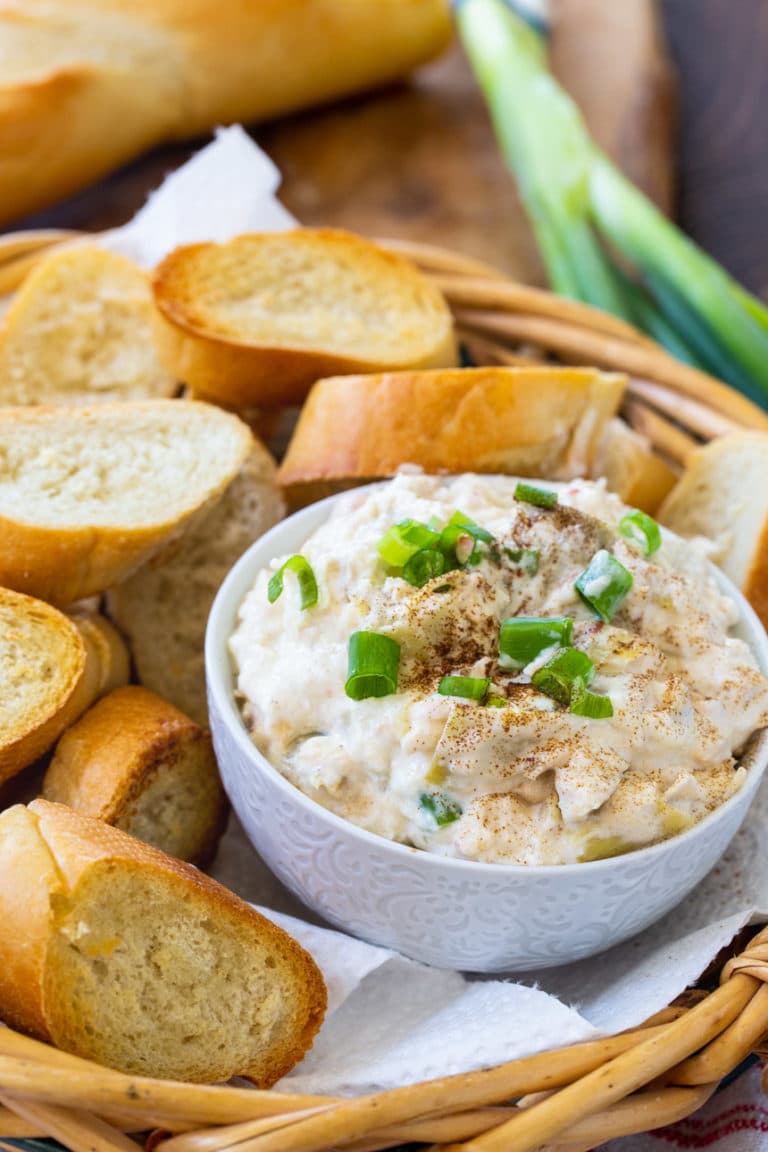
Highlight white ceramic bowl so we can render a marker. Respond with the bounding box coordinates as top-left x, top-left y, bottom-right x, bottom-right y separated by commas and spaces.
206, 490, 768, 972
